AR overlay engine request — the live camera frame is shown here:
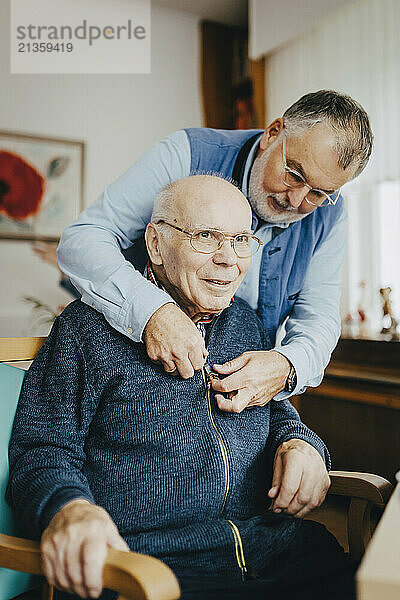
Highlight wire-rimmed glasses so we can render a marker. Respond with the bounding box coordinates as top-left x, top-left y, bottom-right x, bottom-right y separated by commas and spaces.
156, 220, 263, 258
281, 134, 341, 207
